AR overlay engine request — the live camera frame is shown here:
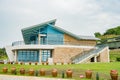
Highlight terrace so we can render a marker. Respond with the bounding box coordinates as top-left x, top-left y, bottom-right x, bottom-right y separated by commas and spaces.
12, 40, 95, 47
